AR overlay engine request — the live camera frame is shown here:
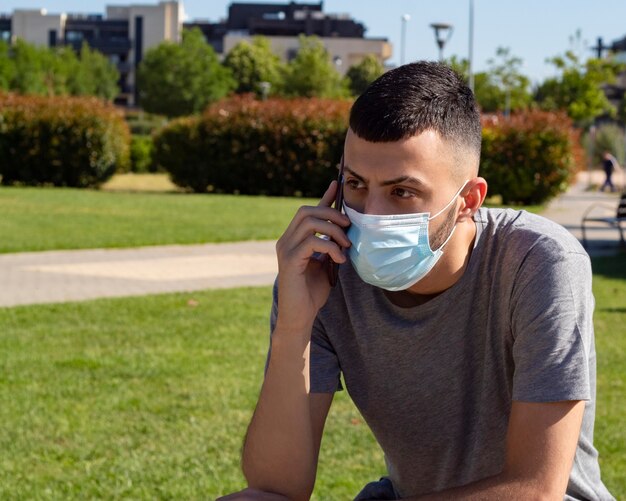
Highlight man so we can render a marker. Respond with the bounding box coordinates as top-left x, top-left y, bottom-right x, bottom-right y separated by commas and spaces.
600, 151, 619, 193
220, 62, 613, 500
